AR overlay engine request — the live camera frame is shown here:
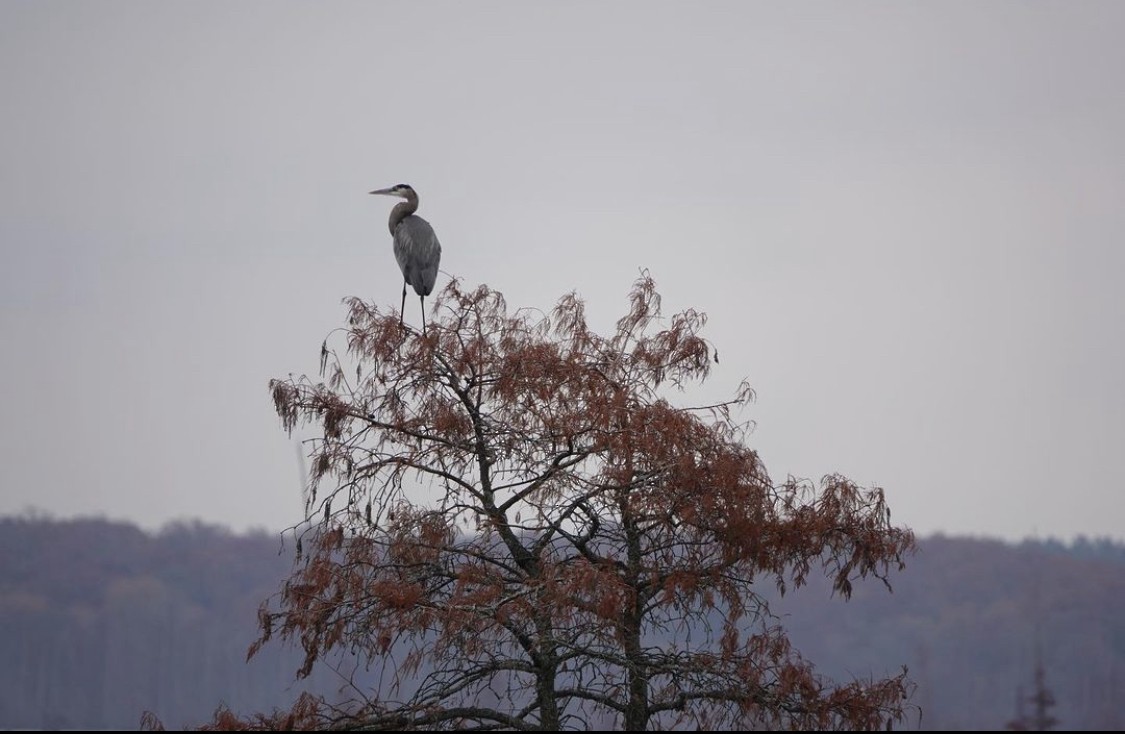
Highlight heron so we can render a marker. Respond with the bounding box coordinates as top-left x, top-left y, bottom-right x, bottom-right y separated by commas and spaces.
368, 183, 442, 331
